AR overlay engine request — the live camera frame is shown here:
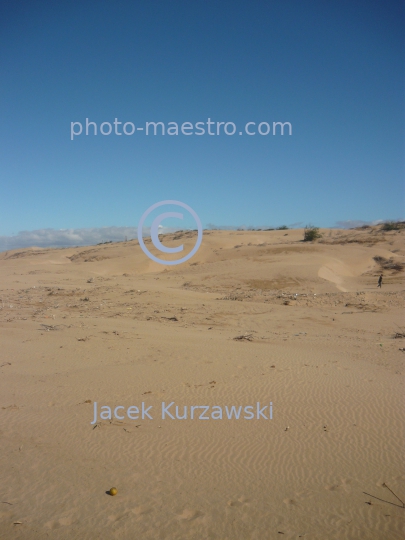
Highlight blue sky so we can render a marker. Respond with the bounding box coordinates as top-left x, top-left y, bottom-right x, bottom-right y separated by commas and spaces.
0, 0, 404, 248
